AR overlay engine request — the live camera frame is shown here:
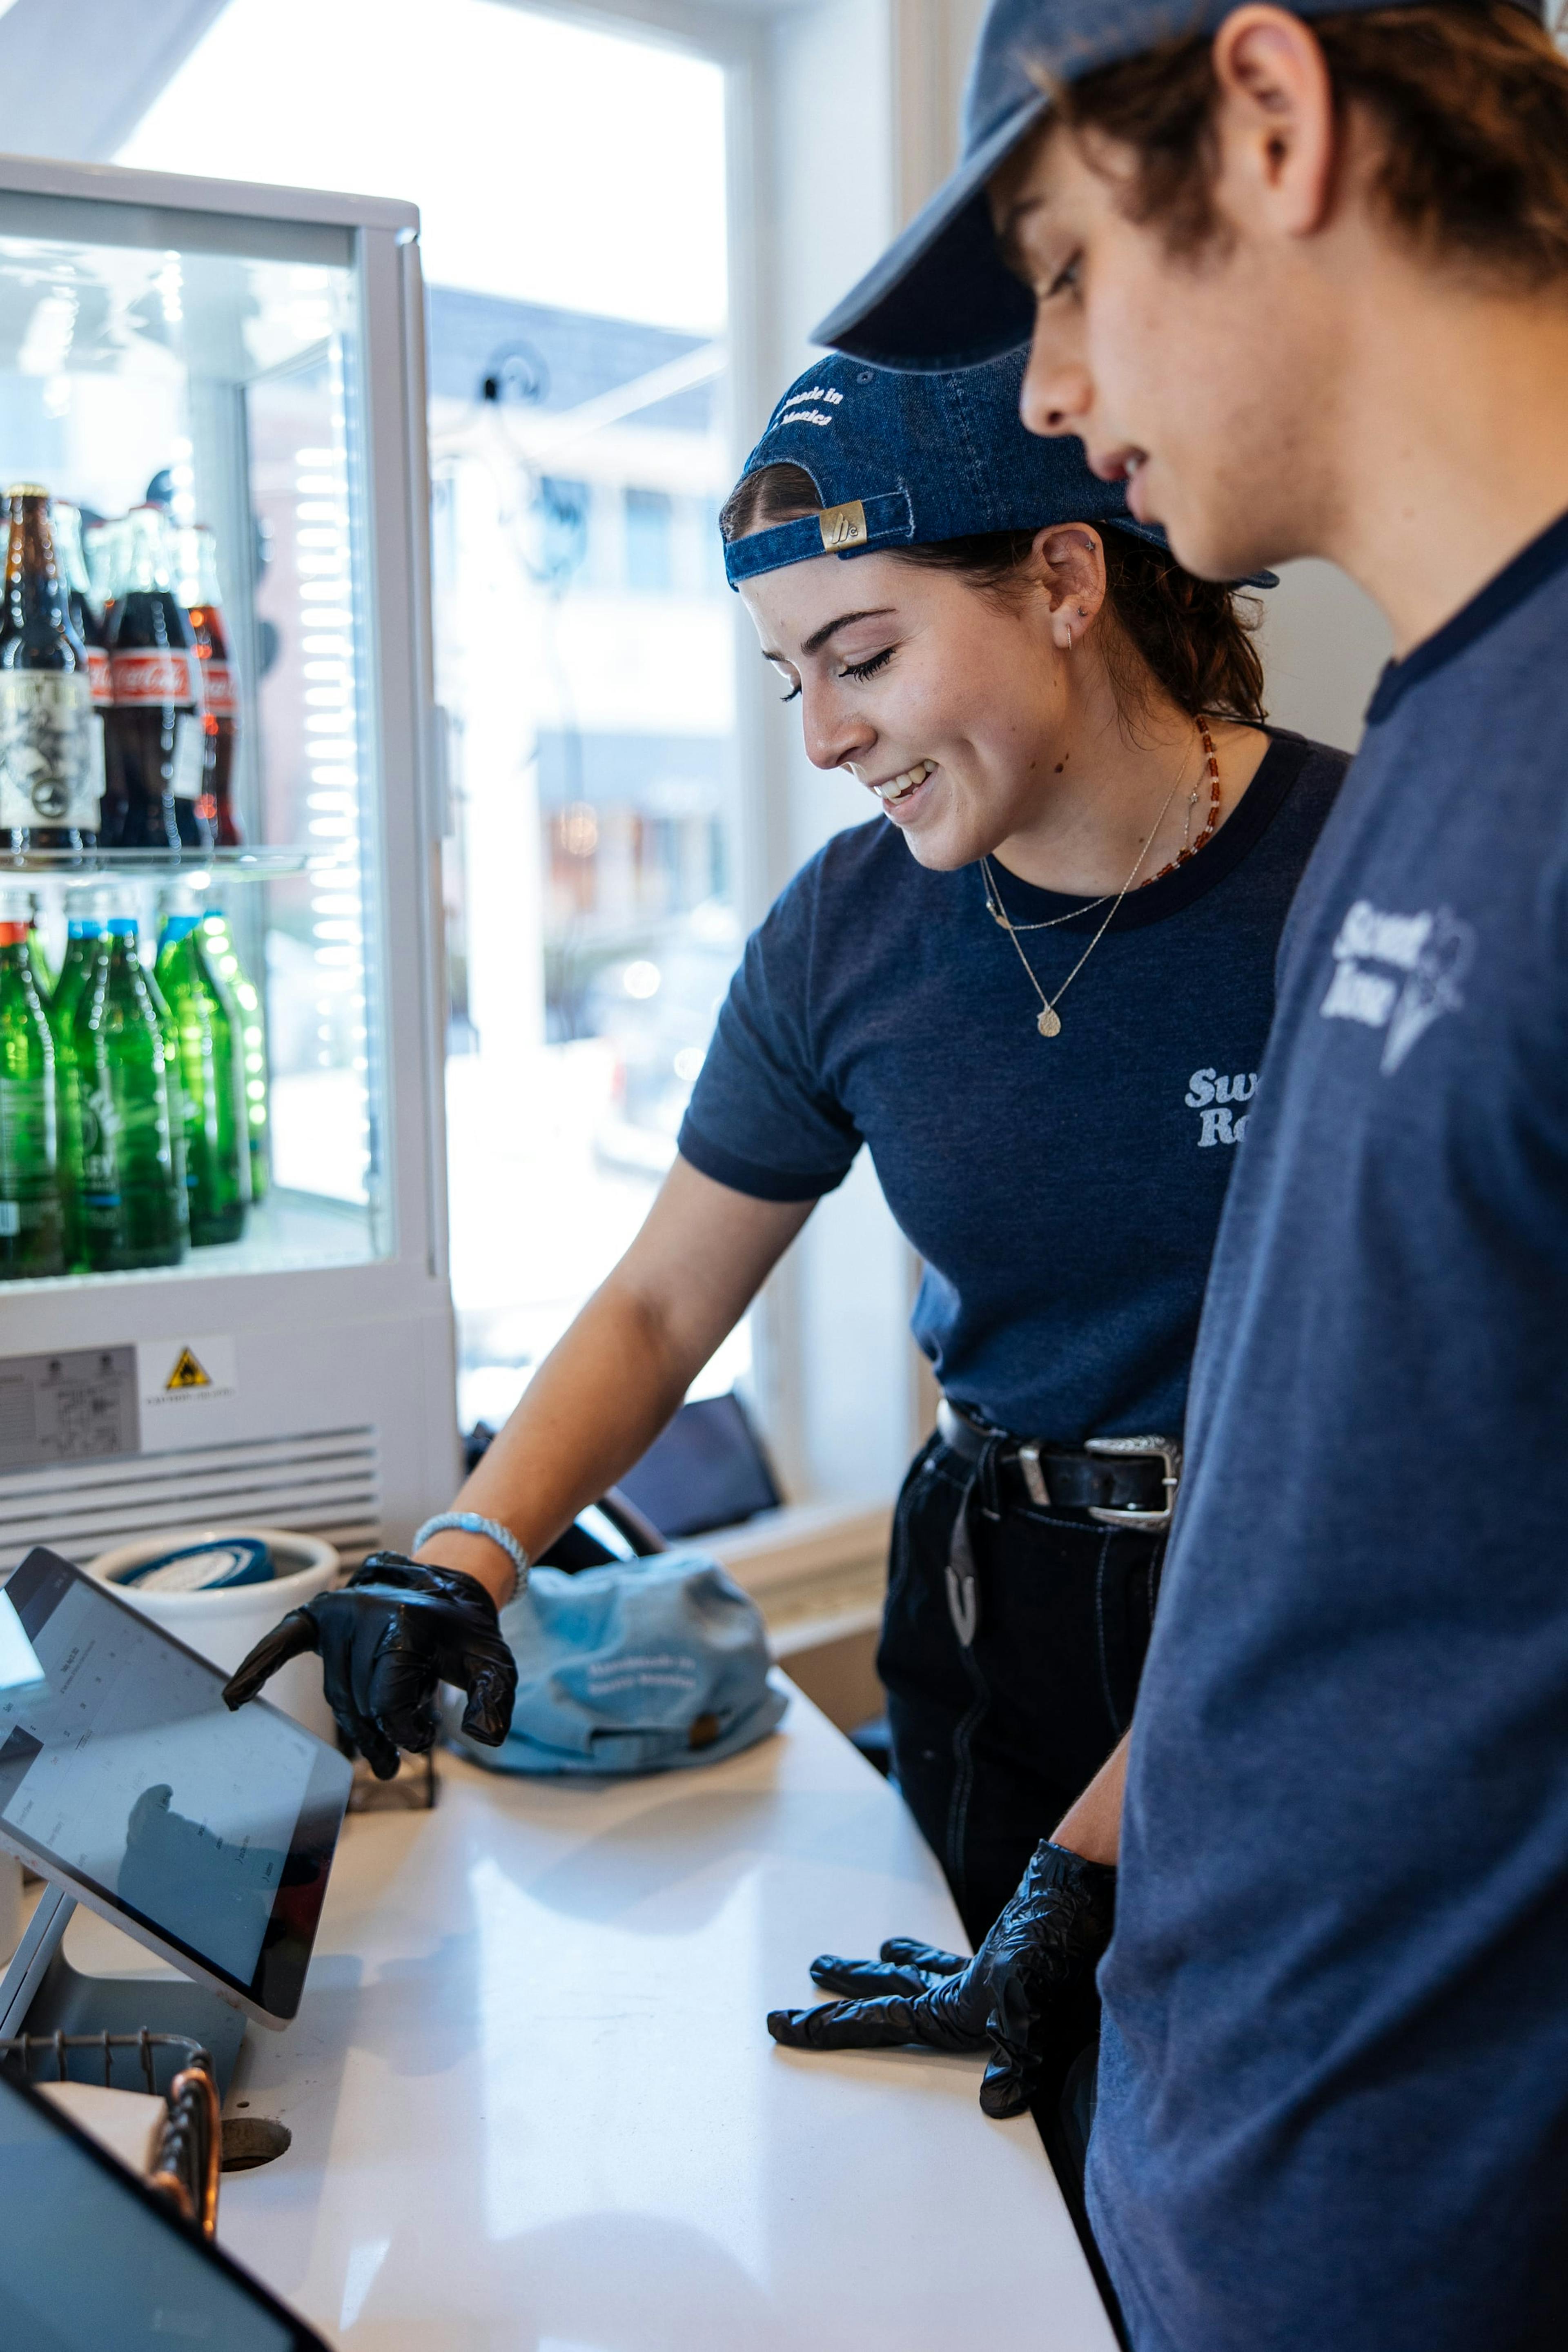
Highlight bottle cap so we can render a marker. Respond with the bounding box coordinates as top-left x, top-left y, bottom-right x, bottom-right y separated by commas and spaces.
106, 916, 138, 936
